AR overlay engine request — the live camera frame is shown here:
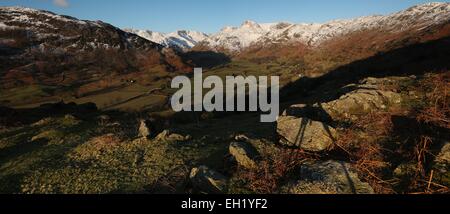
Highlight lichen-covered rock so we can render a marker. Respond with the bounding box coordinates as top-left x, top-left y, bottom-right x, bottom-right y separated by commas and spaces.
277, 116, 337, 152
319, 77, 407, 121
281, 161, 374, 194
154, 130, 191, 142
393, 163, 417, 178
434, 142, 450, 181
433, 142, 450, 176
31, 129, 63, 142
62, 114, 81, 126
362, 76, 416, 87
234, 134, 251, 142
229, 142, 259, 169
167, 133, 191, 142
321, 88, 402, 121
284, 77, 408, 122
436, 142, 450, 167
154, 129, 169, 141
32, 117, 53, 127
190, 166, 227, 194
